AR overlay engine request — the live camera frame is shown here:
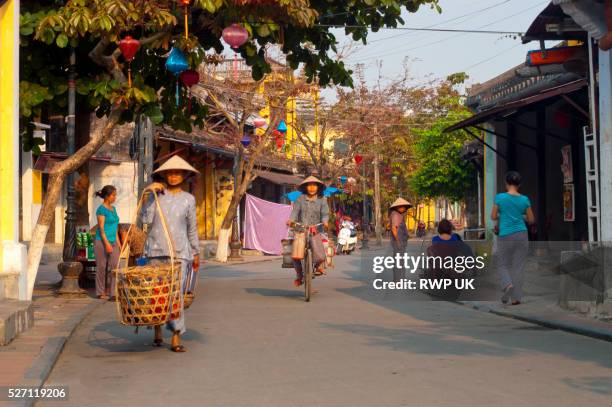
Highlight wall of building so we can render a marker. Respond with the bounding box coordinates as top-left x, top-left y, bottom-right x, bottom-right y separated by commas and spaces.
88, 162, 138, 229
